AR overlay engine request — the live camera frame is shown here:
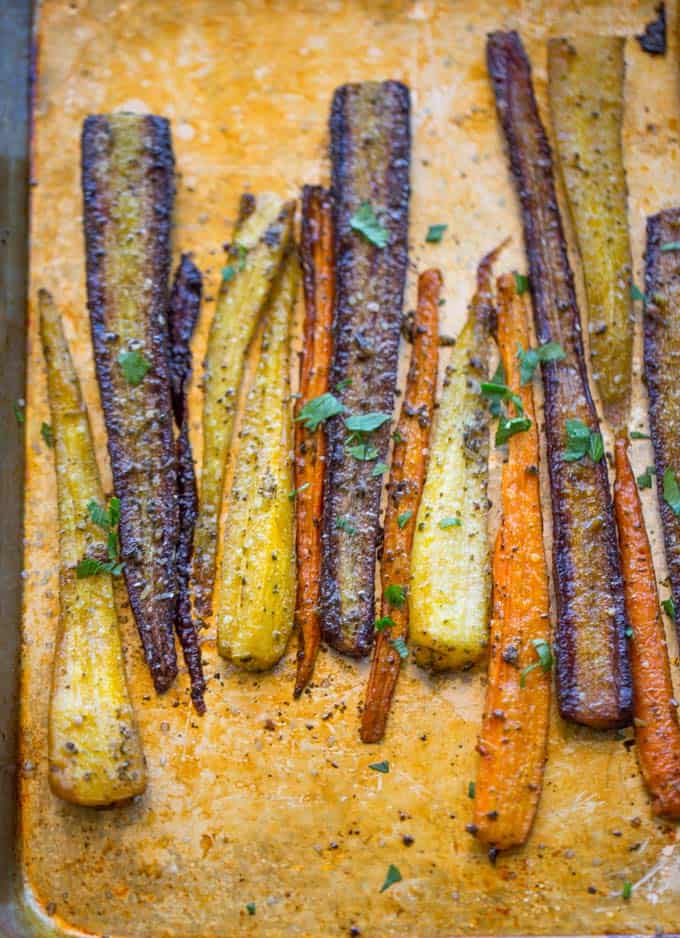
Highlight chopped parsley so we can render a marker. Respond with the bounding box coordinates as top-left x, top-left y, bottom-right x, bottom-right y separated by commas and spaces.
77, 497, 123, 578
369, 760, 390, 773
481, 376, 532, 445
425, 223, 447, 243
637, 466, 656, 489
350, 202, 388, 248
397, 510, 413, 529
661, 242, 680, 252
518, 341, 565, 386
41, 422, 54, 448
385, 584, 406, 609
391, 637, 409, 659
630, 430, 650, 440
631, 284, 647, 304
468, 781, 476, 799
223, 243, 248, 281
336, 377, 352, 391
346, 441, 379, 461
14, 399, 25, 425
625, 626, 634, 639
563, 419, 604, 463
663, 467, 680, 515
514, 272, 530, 295
622, 881, 633, 900
496, 414, 532, 446
345, 412, 392, 433
439, 517, 462, 529
662, 597, 676, 622
245, 902, 256, 916
336, 516, 356, 535
392, 429, 404, 445
374, 615, 396, 632
519, 638, 554, 688
380, 864, 403, 893
118, 349, 150, 386
287, 482, 310, 500
372, 461, 389, 477
296, 392, 345, 432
